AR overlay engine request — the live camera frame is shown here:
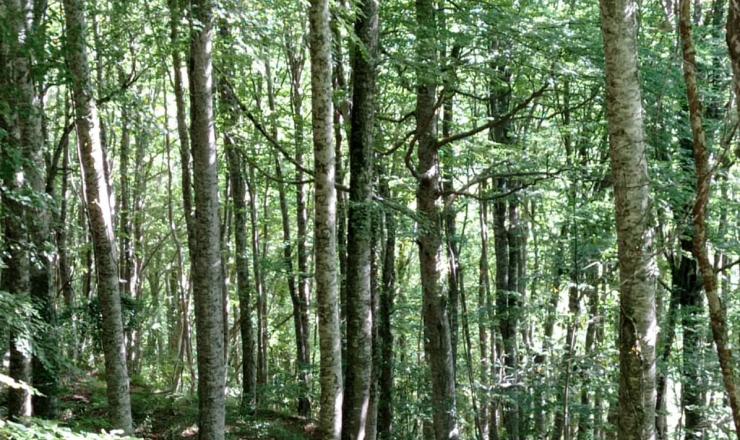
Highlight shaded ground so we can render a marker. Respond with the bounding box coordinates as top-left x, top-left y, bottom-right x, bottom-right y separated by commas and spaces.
2, 378, 318, 439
